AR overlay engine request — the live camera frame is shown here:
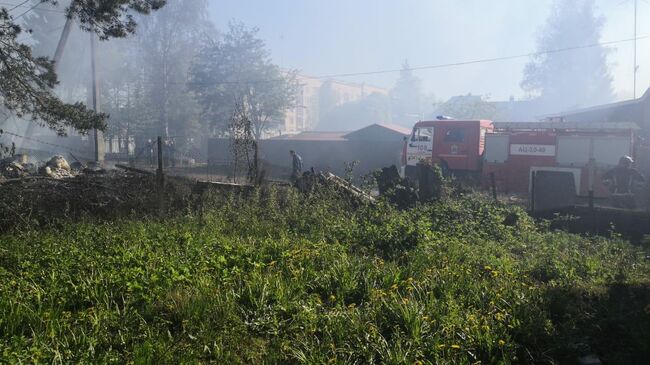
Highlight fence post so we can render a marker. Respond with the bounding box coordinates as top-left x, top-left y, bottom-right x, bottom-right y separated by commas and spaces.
530, 171, 536, 213
157, 136, 164, 187
490, 172, 497, 200
587, 158, 595, 210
